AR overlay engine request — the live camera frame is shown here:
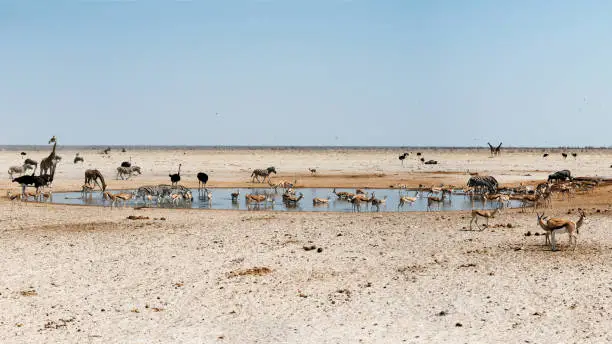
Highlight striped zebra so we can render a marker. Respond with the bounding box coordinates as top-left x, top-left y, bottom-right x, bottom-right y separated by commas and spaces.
467, 176, 498, 194
136, 184, 189, 203
116, 166, 142, 180
251, 166, 277, 183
